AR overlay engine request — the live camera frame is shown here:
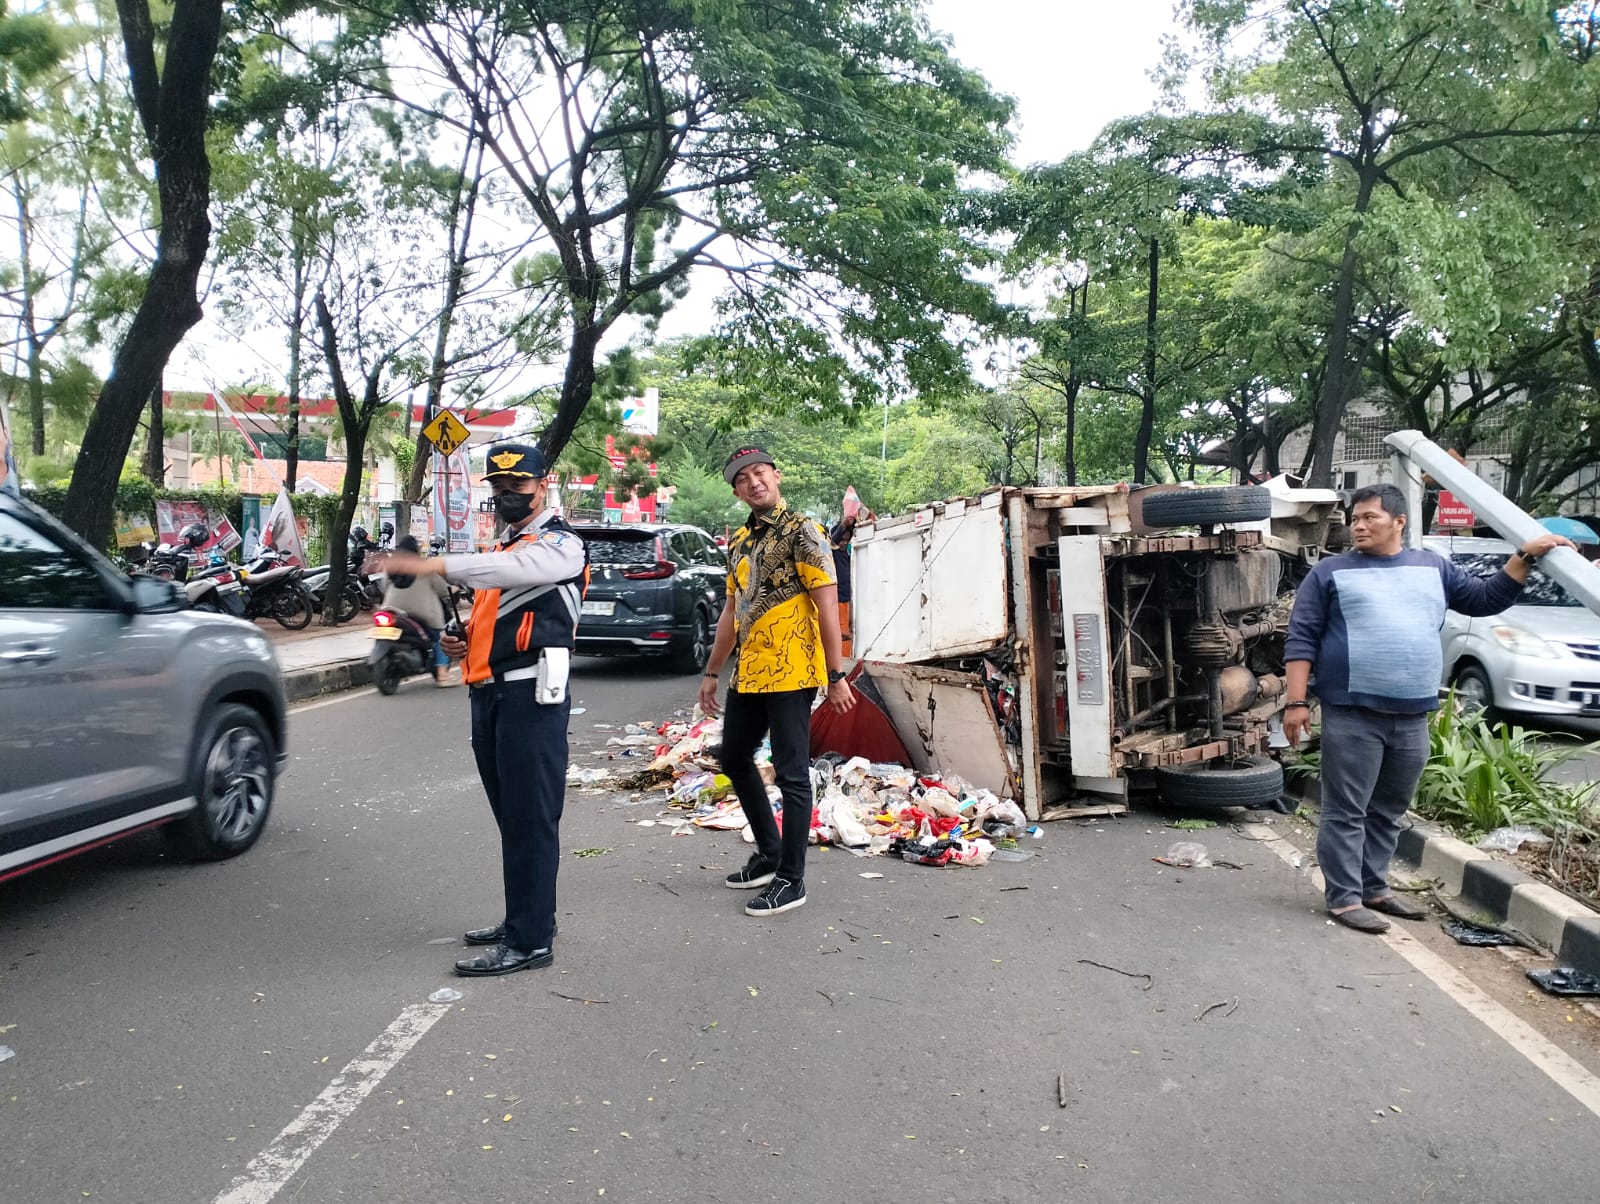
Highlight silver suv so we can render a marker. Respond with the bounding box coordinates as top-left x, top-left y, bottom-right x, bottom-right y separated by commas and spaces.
0, 492, 287, 882
1427, 535, 1600, 728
